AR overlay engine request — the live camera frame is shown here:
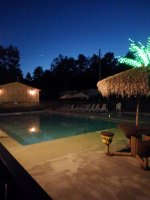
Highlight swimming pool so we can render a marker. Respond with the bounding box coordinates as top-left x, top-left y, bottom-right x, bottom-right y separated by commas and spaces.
0, 112, 116, 145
